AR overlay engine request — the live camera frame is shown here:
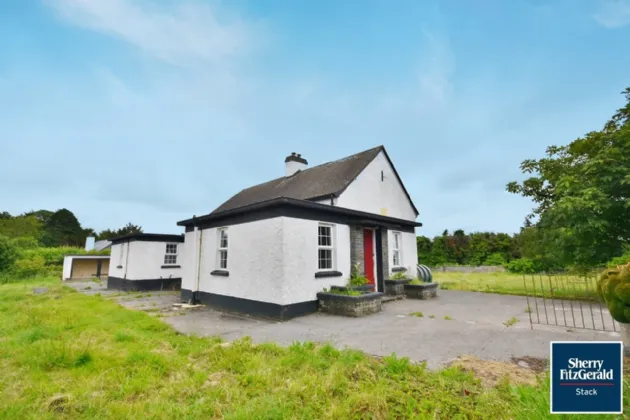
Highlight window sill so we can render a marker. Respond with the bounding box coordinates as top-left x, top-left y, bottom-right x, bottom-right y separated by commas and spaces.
391, 267, 407, 272
315, 270, 343, 278
211, 270, 230, 277
161, 265, 181, 269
